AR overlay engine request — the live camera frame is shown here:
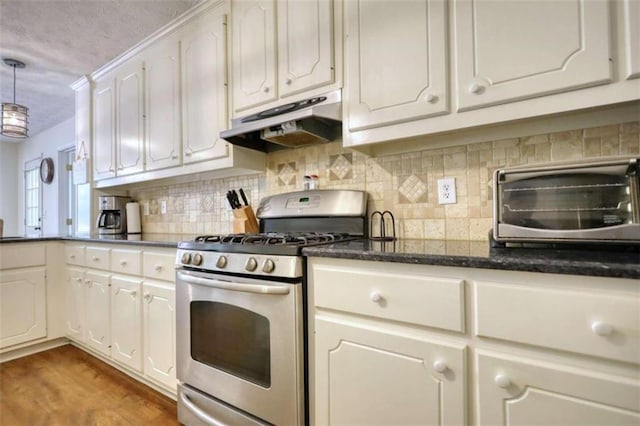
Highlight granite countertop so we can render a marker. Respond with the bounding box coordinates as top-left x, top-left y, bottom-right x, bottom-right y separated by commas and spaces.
302, 239, 640, 279
0, 233, 197, 248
